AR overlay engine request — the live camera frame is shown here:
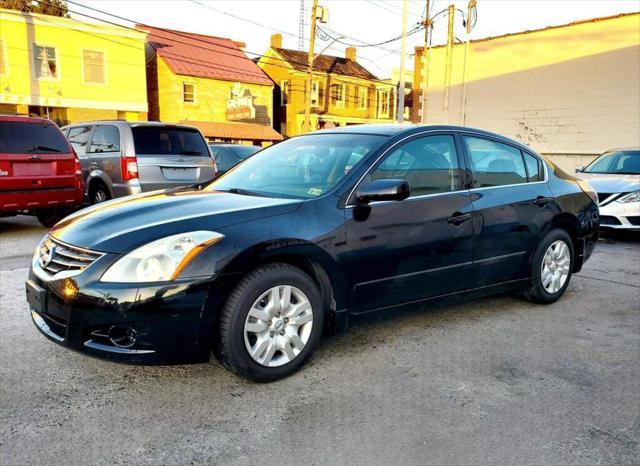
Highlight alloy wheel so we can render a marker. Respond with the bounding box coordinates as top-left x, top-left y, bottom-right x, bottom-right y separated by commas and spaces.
94, 189, 108, 203
541, 239, 571, 294
243, 285, 314, 367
